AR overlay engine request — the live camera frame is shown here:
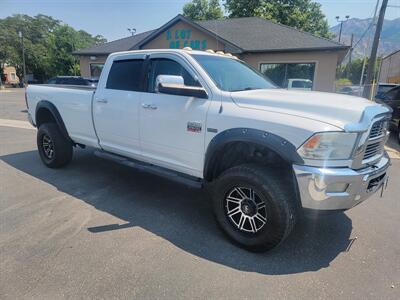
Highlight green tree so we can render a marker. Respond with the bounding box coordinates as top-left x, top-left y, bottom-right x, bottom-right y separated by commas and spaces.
224, 0, 332, 38
0, 14, 106, 82
337, 57, 382, 85
183, 0, 224, 20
